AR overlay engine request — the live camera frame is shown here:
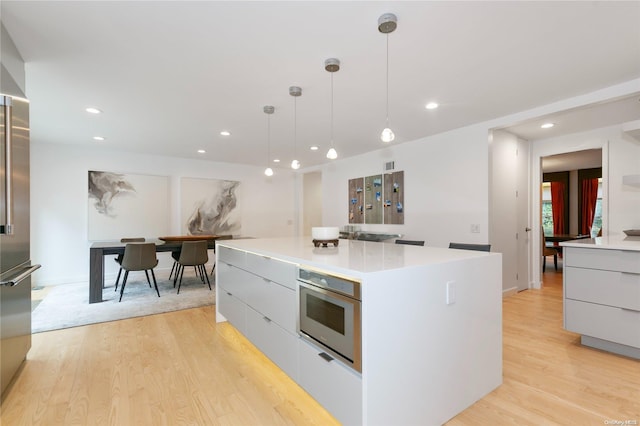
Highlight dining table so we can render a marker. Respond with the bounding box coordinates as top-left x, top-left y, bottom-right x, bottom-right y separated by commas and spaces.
89, 235, 232, 303
545, 233, 591, 243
